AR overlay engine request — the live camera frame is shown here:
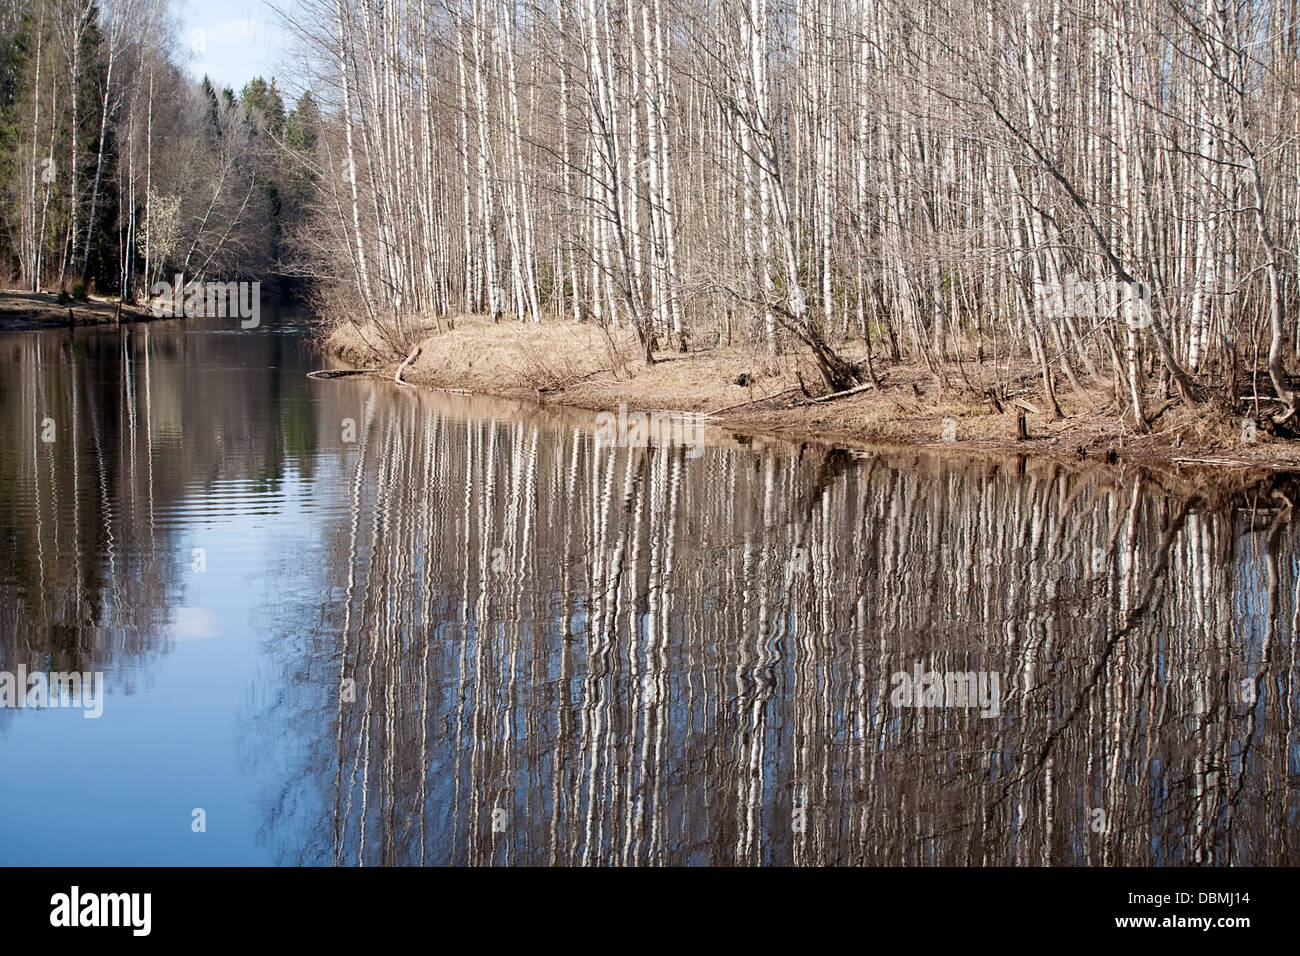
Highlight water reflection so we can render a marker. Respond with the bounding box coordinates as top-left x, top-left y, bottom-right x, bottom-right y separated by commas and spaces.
1, 319, 1298, 865
272, 392, 1300, 866
0, 322, 319, 675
